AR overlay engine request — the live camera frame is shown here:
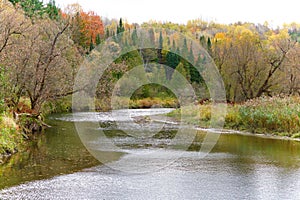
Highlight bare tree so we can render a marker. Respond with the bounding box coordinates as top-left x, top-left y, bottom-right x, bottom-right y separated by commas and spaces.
0, 2, 81, 113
